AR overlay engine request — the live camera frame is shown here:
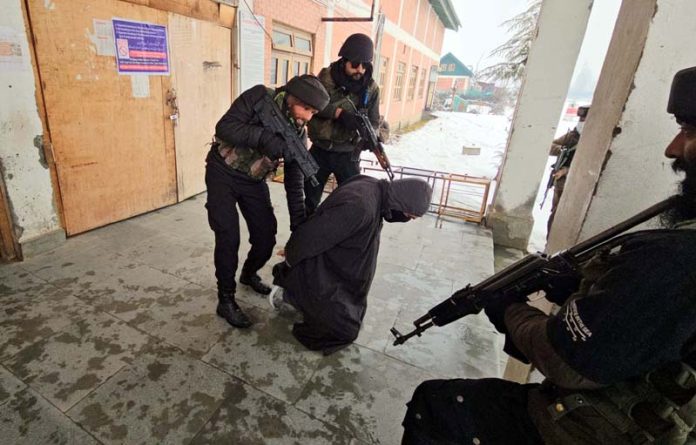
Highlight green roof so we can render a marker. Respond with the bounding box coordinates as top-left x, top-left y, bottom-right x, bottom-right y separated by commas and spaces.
438, 53, 473, 77
429, 0, 461, 30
